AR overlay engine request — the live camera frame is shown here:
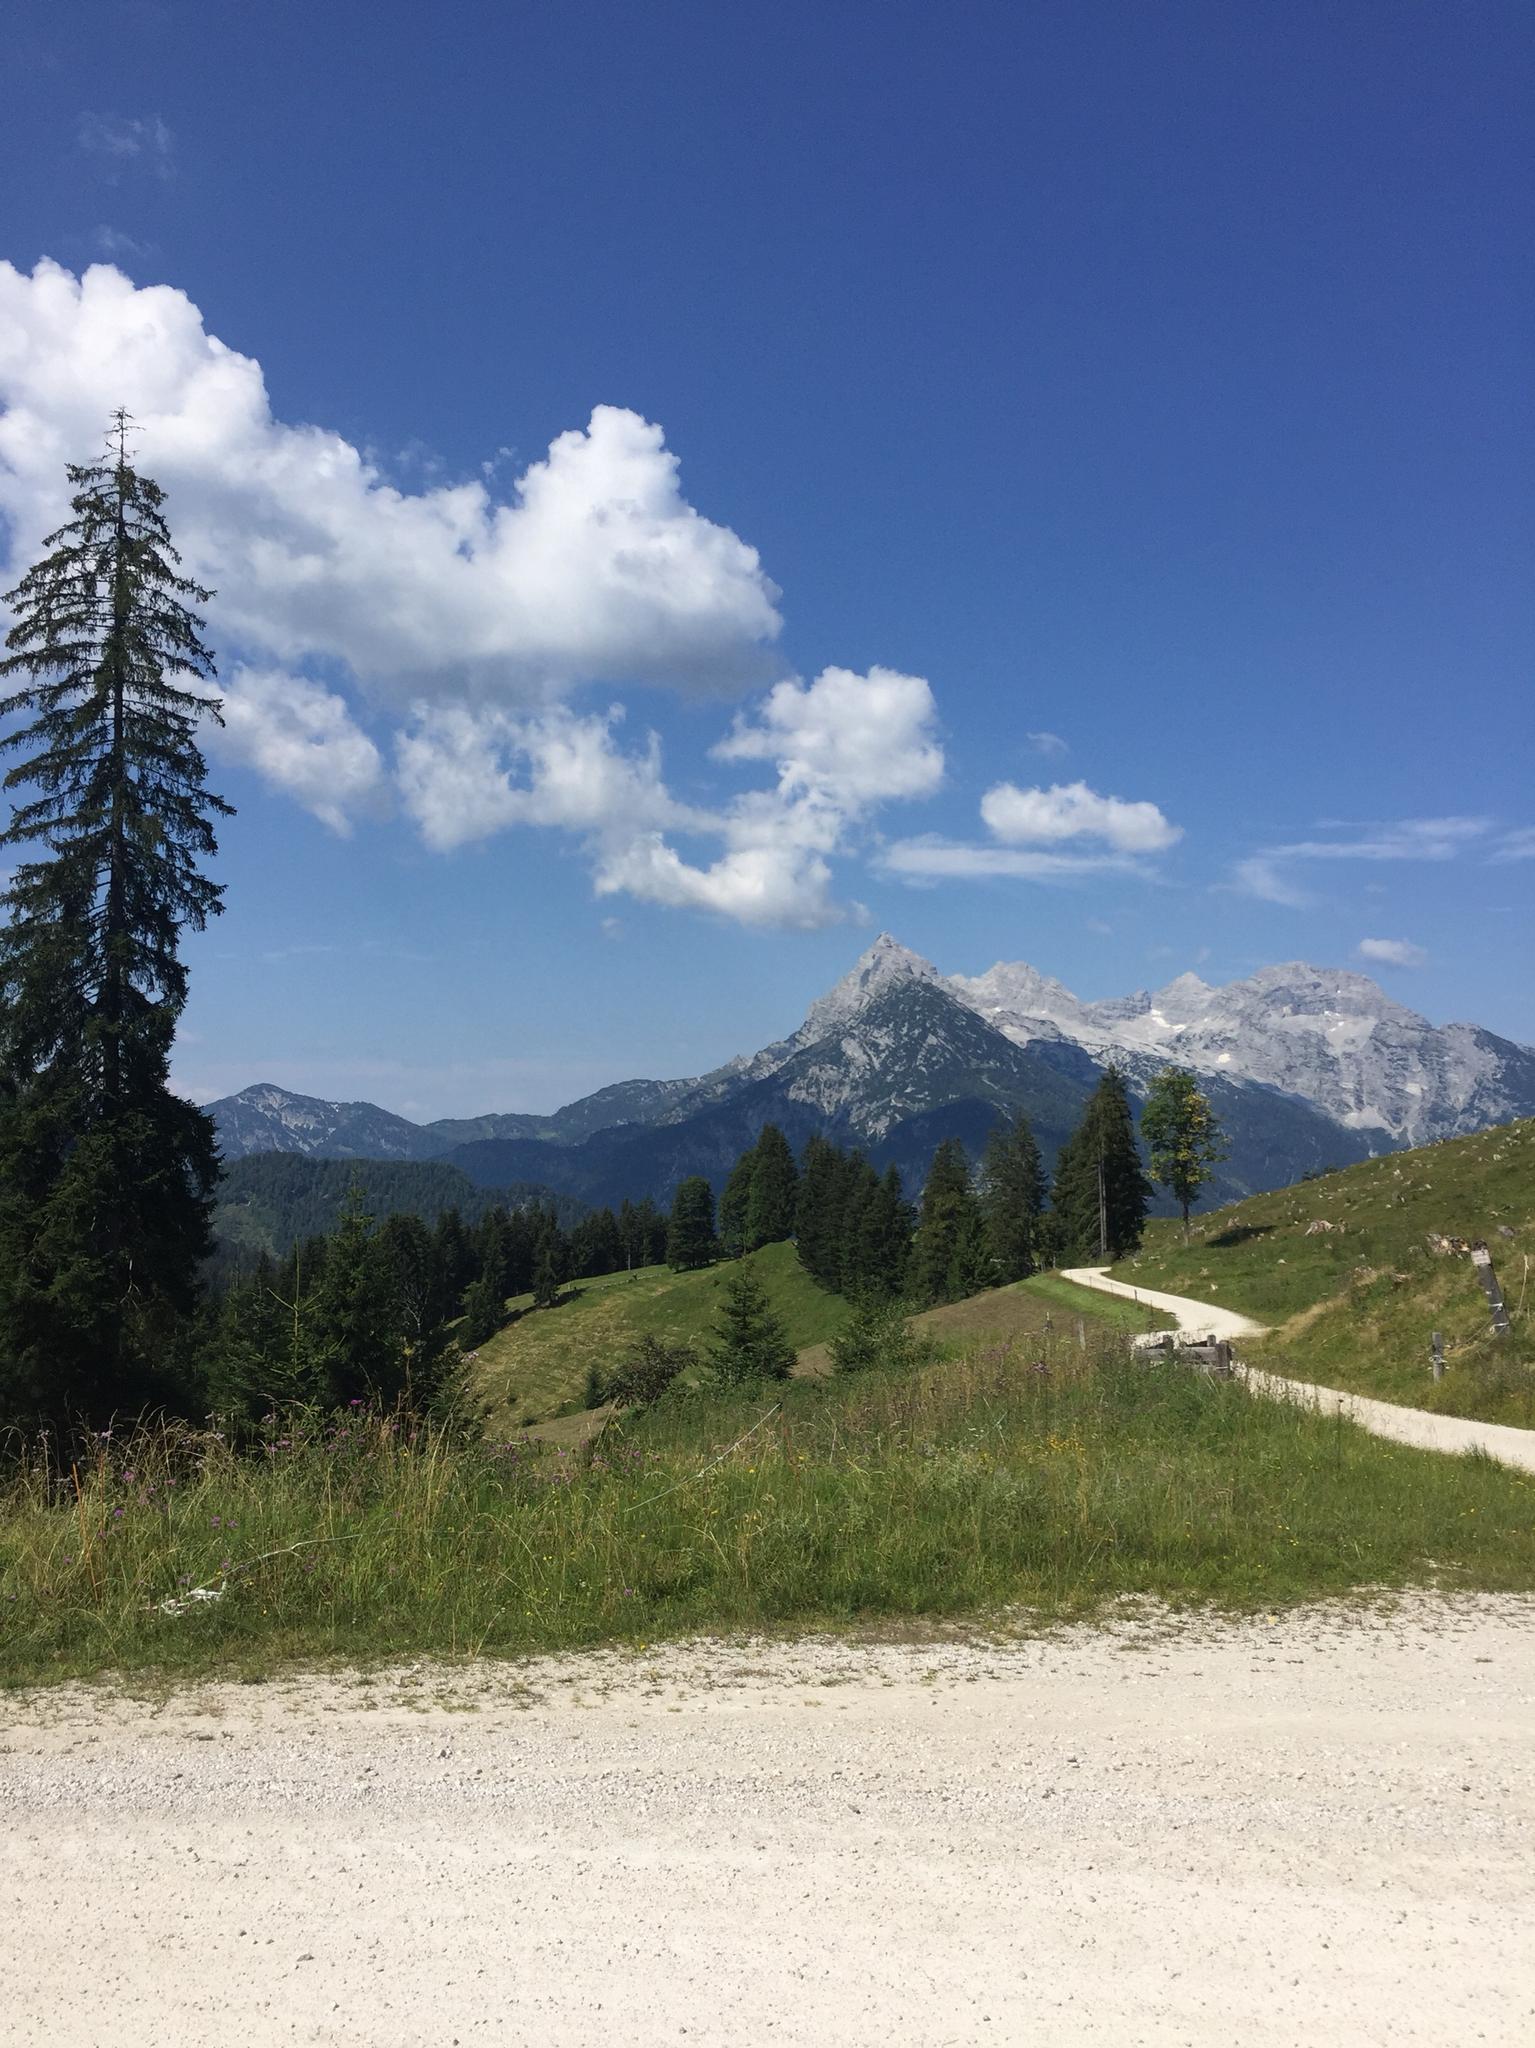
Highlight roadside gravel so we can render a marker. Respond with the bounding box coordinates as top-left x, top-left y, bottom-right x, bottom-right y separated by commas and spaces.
4, 1595, 1533, 2045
